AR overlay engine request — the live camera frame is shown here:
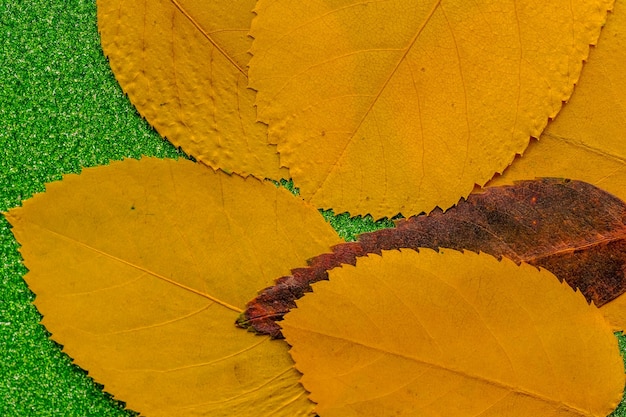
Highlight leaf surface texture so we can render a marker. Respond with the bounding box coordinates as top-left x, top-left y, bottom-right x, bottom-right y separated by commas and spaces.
241, 179, 626, 337
249, 0, 612, 218
5, 158, 342, 416
282, 249, 625, 417
97, 0, 284, 178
